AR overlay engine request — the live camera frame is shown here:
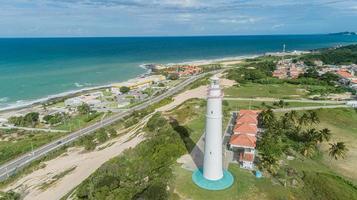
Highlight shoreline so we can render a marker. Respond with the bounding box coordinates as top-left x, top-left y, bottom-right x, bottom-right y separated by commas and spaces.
0, 54, 259, 113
